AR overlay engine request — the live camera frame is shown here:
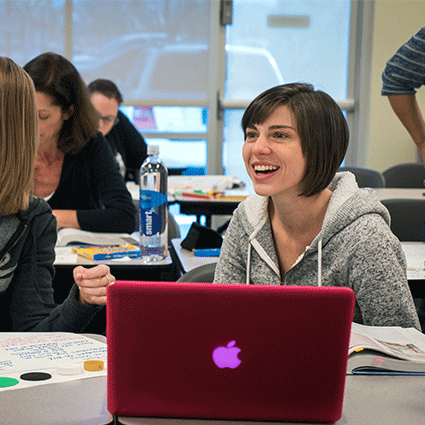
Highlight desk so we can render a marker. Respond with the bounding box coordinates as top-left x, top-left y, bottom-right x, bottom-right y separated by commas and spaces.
375, 188, 425, 200
114, 375, 425, 424
0, 334, 112, 425
173, 195, 243, 227
170, 238, 218, 275
171, 239, 425, 298
127, 181, 248, 228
